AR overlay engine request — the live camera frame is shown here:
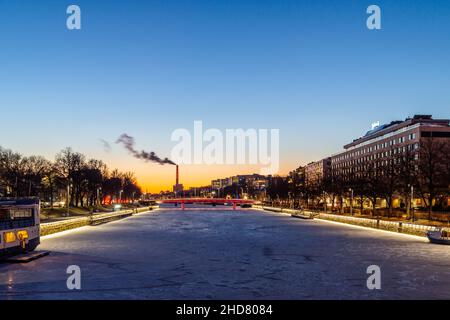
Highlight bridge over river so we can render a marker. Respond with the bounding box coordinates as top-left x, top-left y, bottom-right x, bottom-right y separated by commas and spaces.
1, 206, 449, 299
